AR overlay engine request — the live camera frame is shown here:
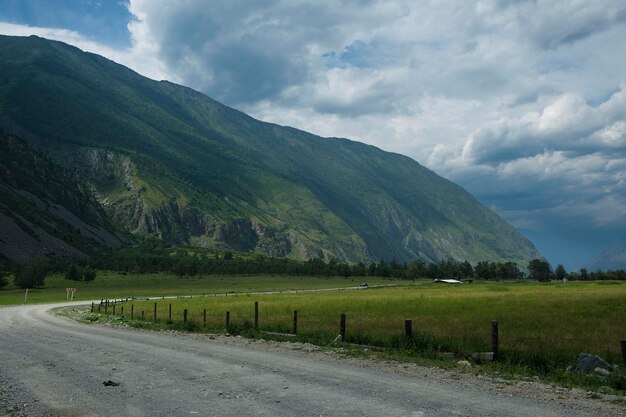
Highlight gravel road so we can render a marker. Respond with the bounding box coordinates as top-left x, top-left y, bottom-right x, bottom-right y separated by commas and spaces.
0, 302, 623, 417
